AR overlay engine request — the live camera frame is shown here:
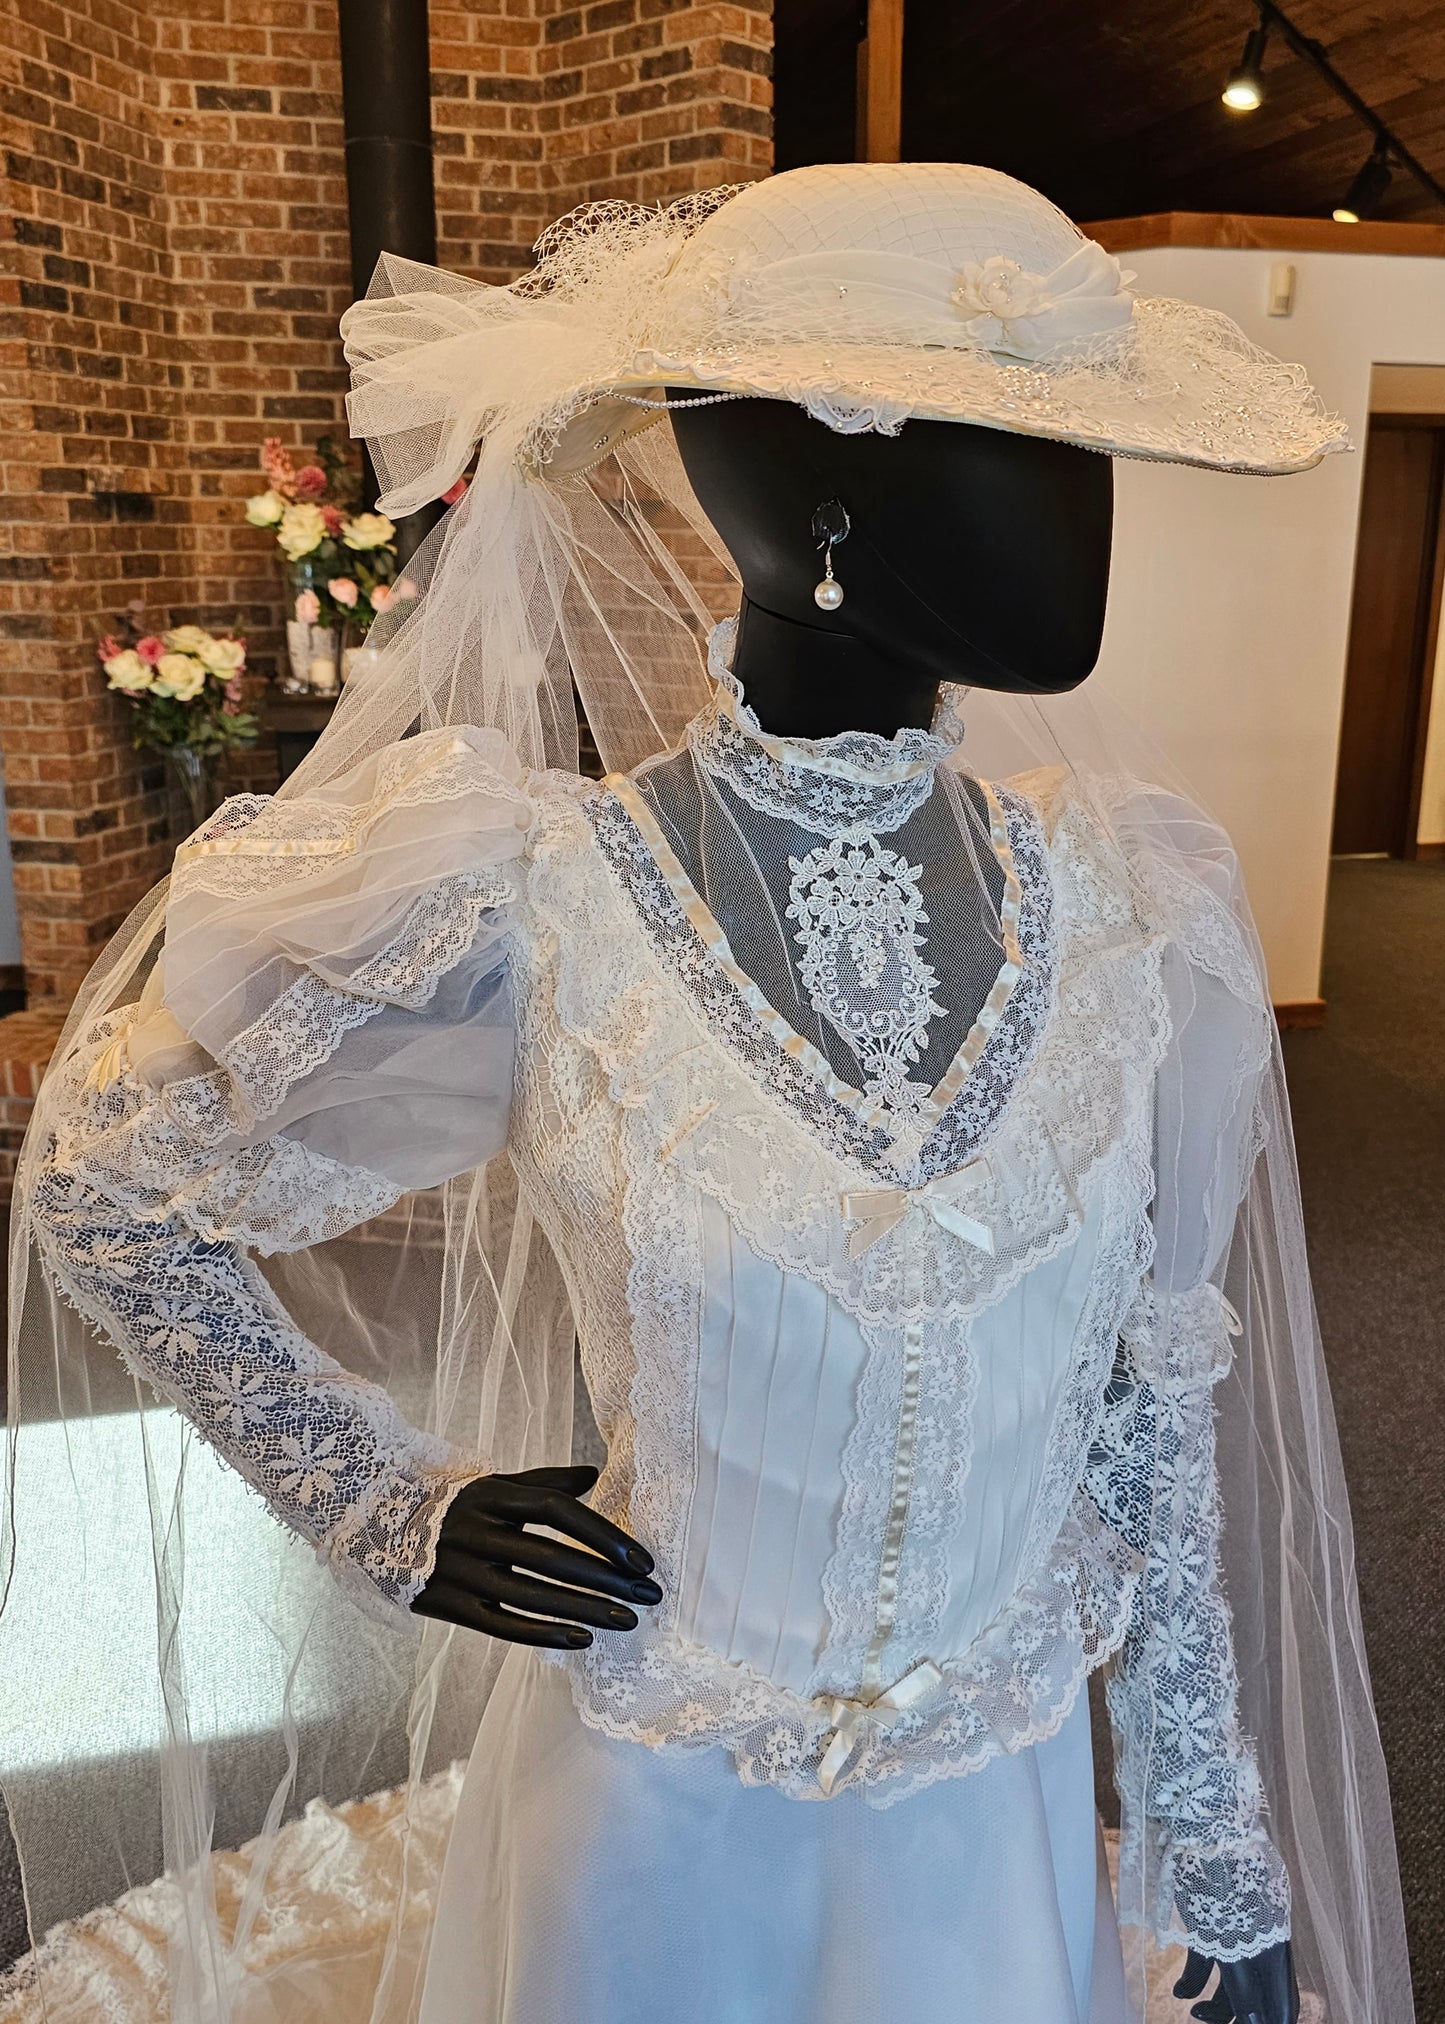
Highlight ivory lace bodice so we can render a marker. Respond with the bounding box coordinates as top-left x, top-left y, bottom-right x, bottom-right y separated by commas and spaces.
31, 696, 1291, 1965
